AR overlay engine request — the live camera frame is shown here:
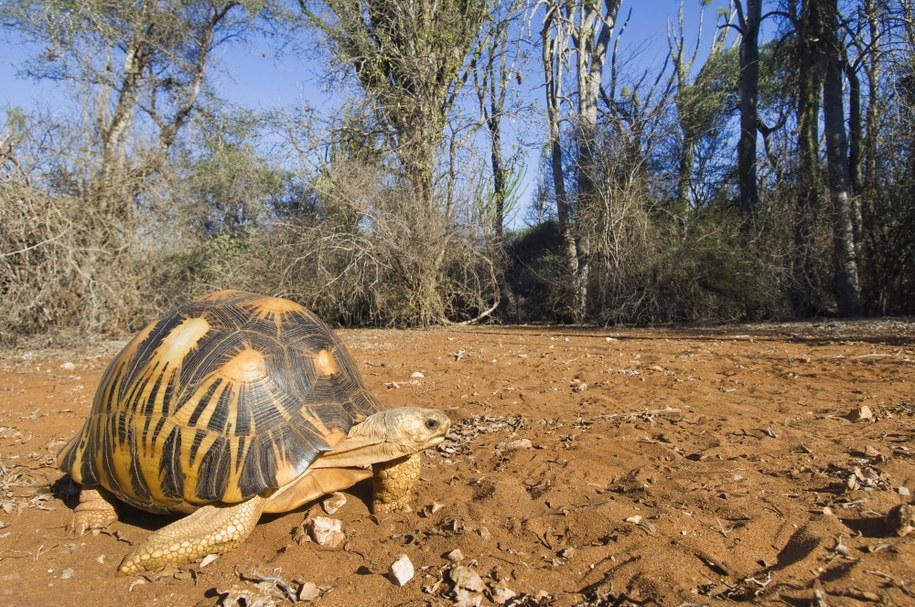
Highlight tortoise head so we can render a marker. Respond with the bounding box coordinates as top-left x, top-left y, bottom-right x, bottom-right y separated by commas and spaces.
311, 407, 450, 468
377, 407, 451, 452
